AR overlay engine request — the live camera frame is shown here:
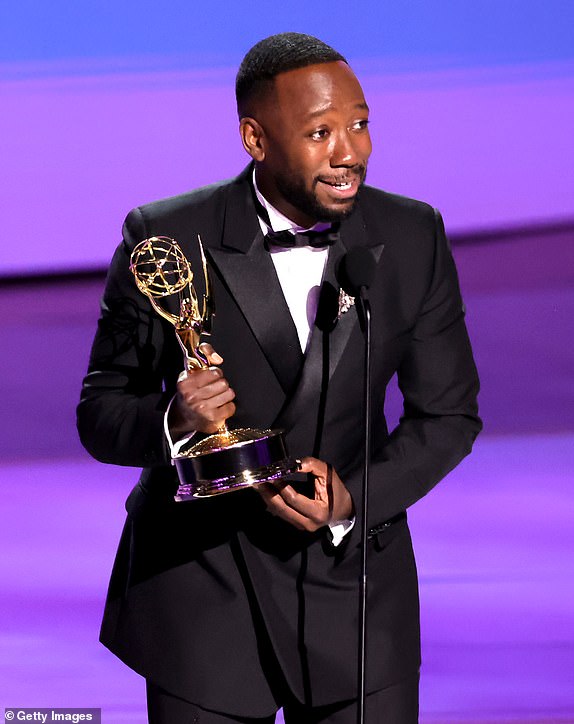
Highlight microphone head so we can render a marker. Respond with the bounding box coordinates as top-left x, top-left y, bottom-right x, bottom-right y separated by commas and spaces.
337, 247, 376, 296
